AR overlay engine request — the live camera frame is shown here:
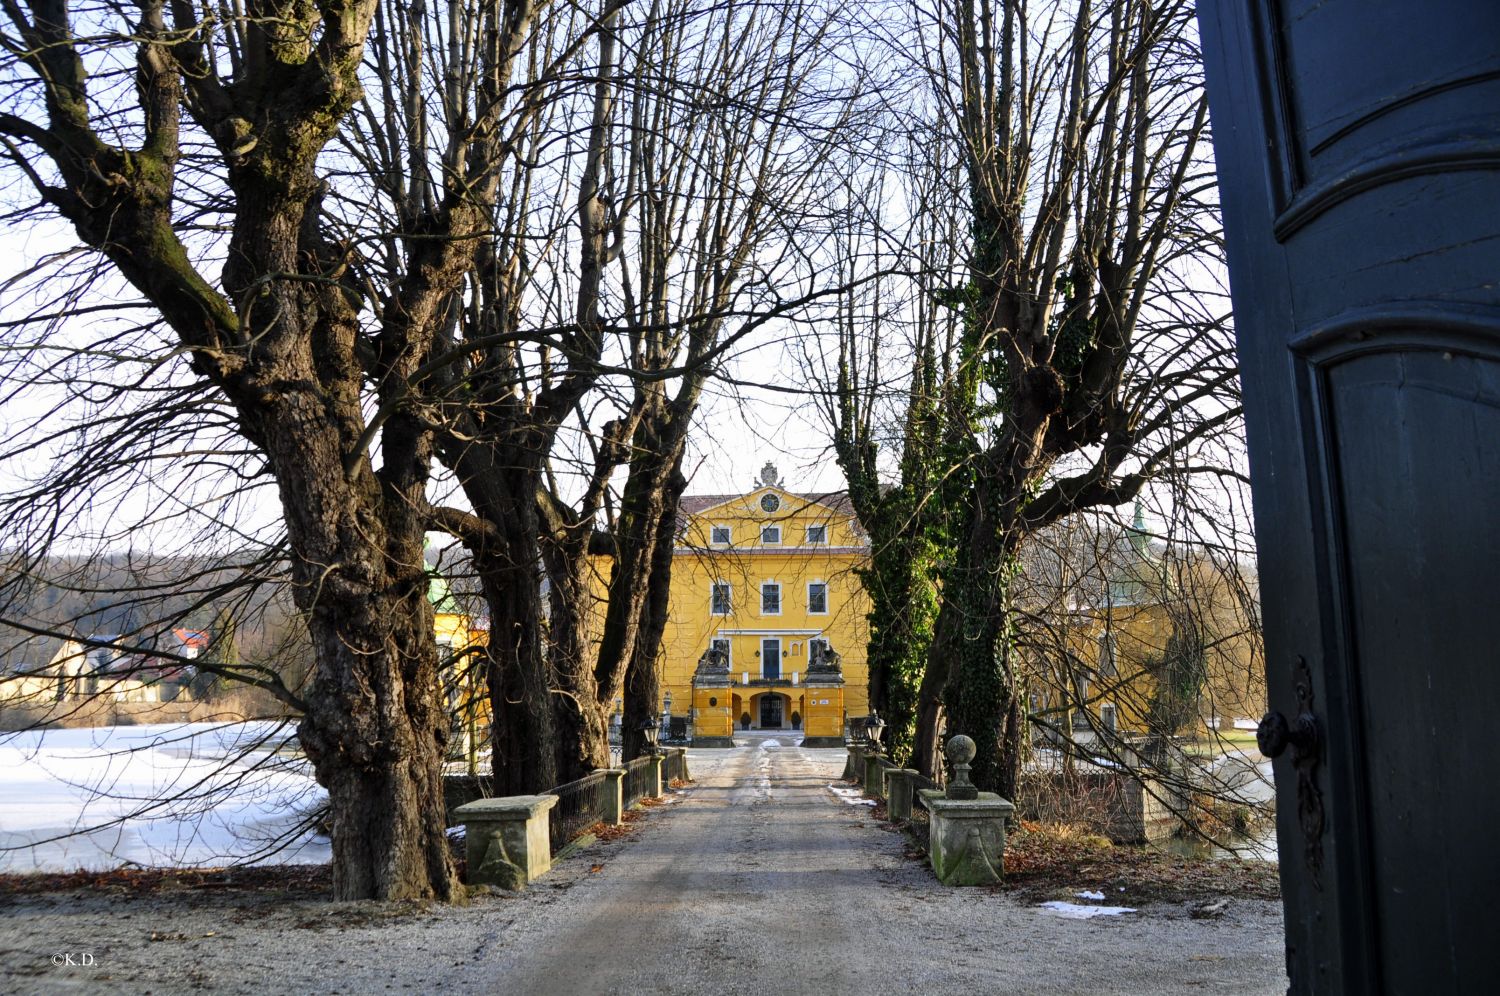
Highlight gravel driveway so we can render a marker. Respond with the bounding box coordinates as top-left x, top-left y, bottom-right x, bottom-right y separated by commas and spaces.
0, 741, 1287, 994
